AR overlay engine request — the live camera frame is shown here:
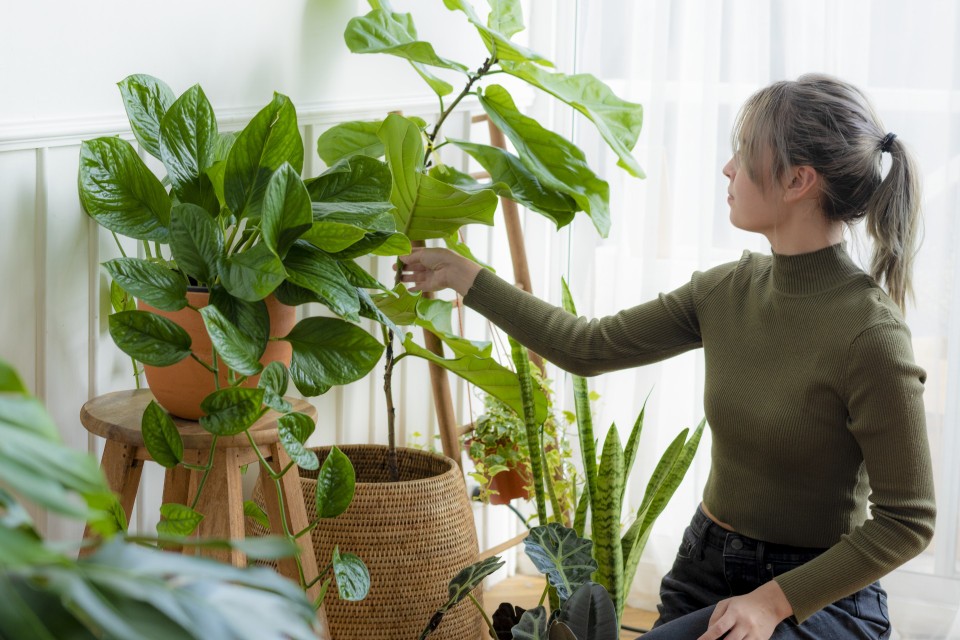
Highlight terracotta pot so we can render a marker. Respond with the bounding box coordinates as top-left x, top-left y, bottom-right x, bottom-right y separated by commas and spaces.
487, 464, 533, 505
138, 289, 296, 420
